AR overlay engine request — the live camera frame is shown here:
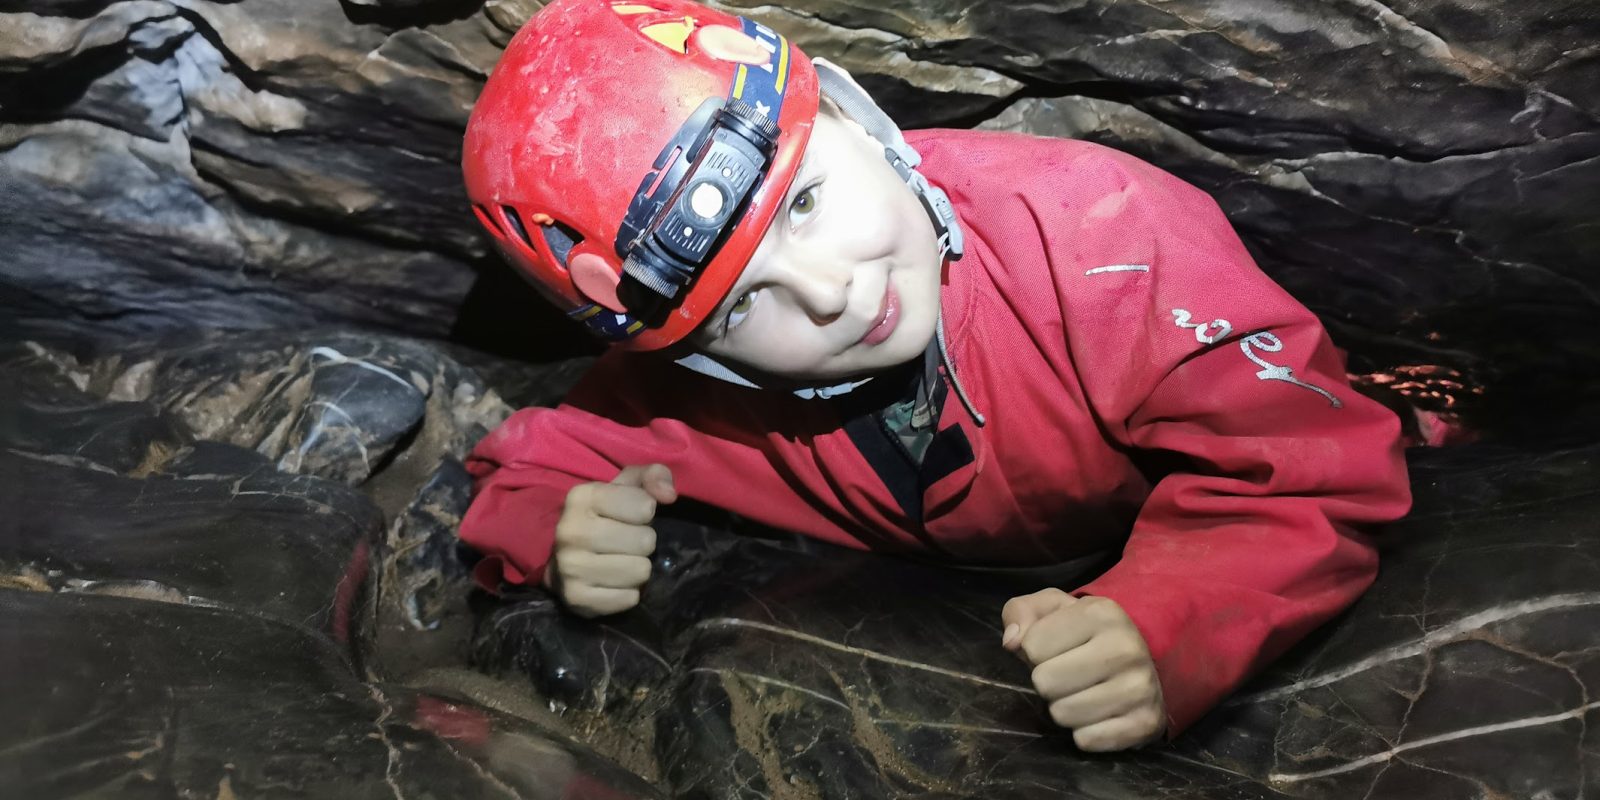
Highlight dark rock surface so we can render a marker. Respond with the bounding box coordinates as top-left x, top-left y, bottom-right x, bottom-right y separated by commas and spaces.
0, 447, 376, 640
0, 335, 661, 798
0, 590, 662, 799
3, 0, 1597, 438
3, 331, 542, 506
